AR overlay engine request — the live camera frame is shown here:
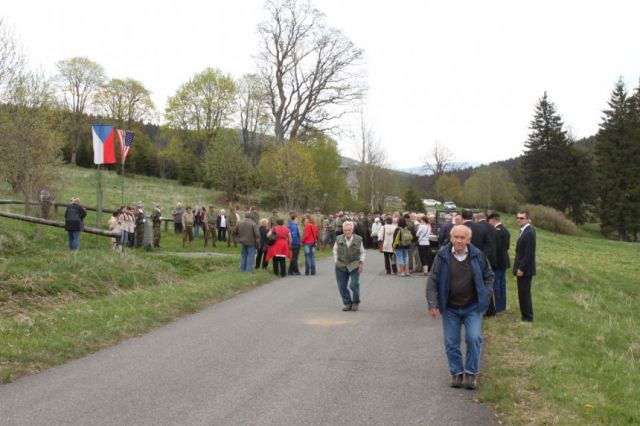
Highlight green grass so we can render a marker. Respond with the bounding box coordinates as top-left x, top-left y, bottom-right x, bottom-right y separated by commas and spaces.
480, 216, 640, 425
2, 166, 639, 425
